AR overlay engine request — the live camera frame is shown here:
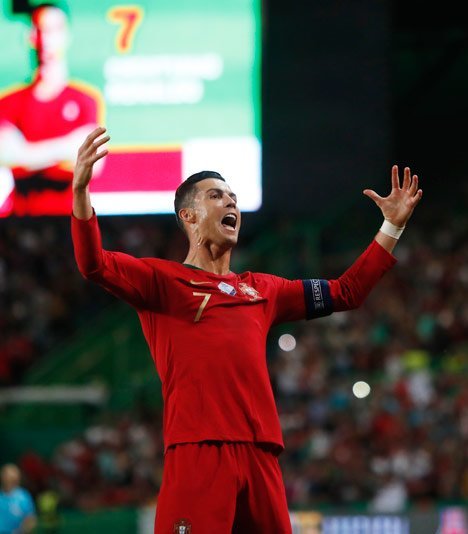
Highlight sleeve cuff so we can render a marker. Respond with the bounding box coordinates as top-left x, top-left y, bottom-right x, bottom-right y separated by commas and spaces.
71, 208, 96, 223
371, 239, 398, 267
